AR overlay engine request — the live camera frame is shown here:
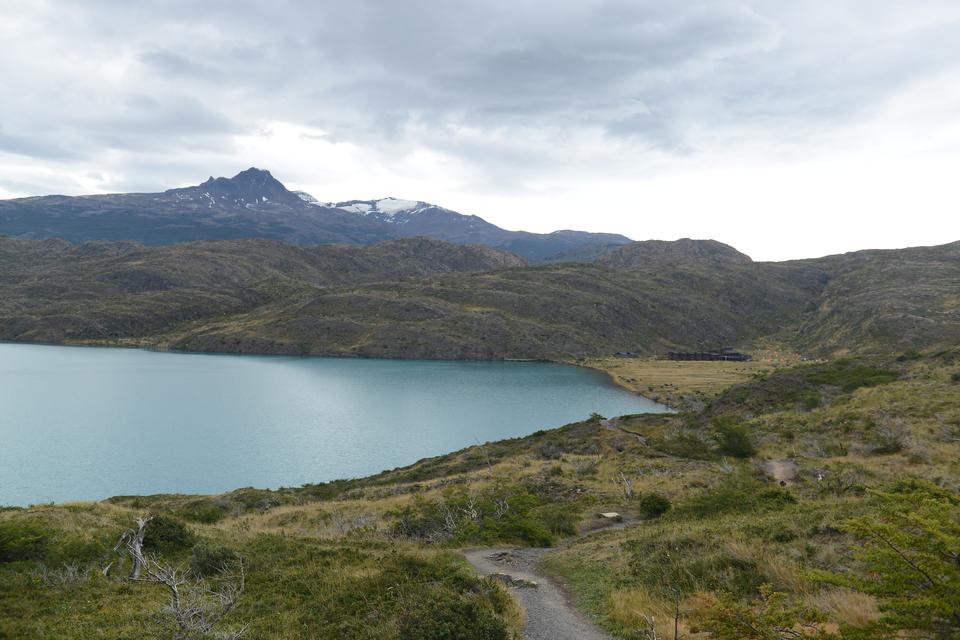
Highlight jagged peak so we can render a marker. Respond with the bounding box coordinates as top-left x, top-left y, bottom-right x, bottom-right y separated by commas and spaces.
168, 168, 303, 207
